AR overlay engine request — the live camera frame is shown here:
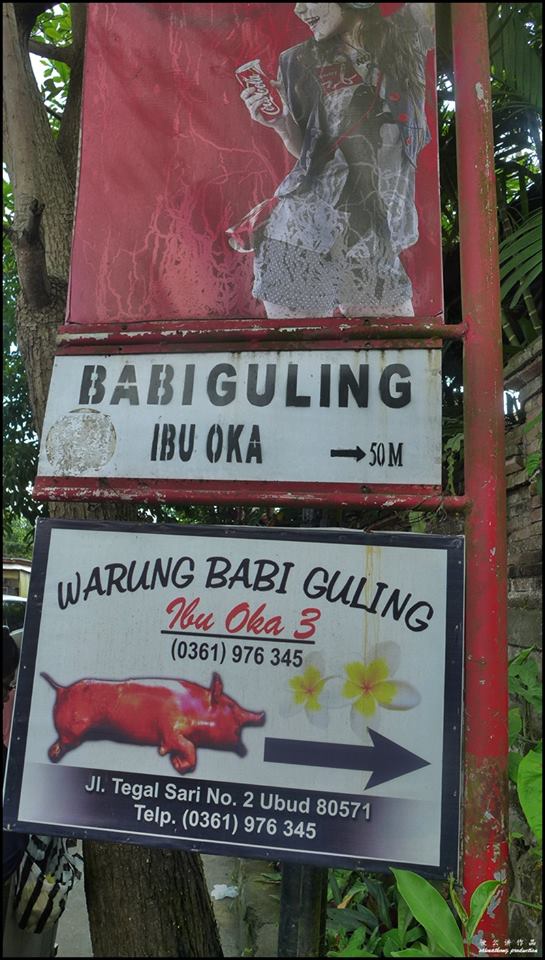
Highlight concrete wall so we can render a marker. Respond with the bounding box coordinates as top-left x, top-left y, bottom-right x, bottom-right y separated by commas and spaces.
504, 336, 542, 950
